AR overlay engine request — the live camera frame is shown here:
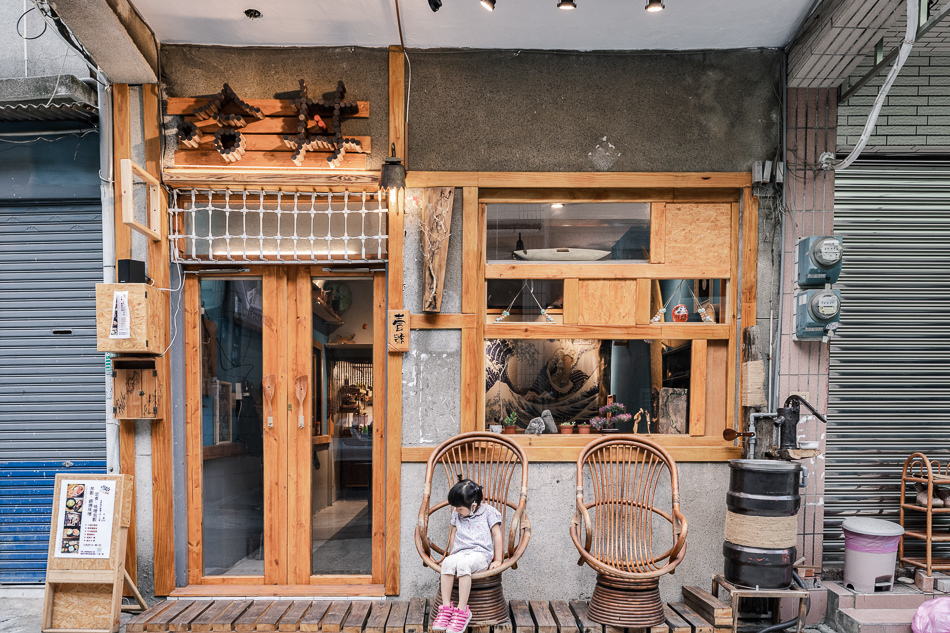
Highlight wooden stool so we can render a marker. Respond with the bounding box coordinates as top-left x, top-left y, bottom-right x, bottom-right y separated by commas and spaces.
711, 574, 809, 633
